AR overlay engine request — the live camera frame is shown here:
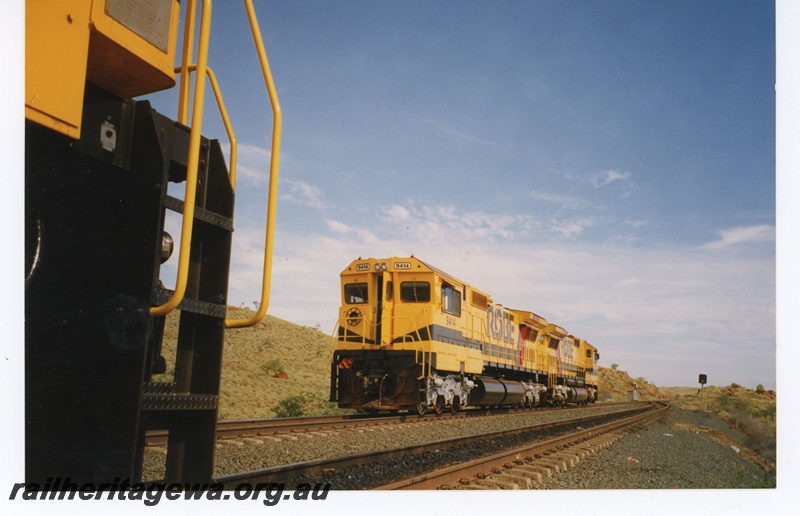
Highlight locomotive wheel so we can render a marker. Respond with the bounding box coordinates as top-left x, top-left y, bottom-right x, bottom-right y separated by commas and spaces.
450, 396, 460, 414
434, 396, 444, 415
416, 403, 427, 416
